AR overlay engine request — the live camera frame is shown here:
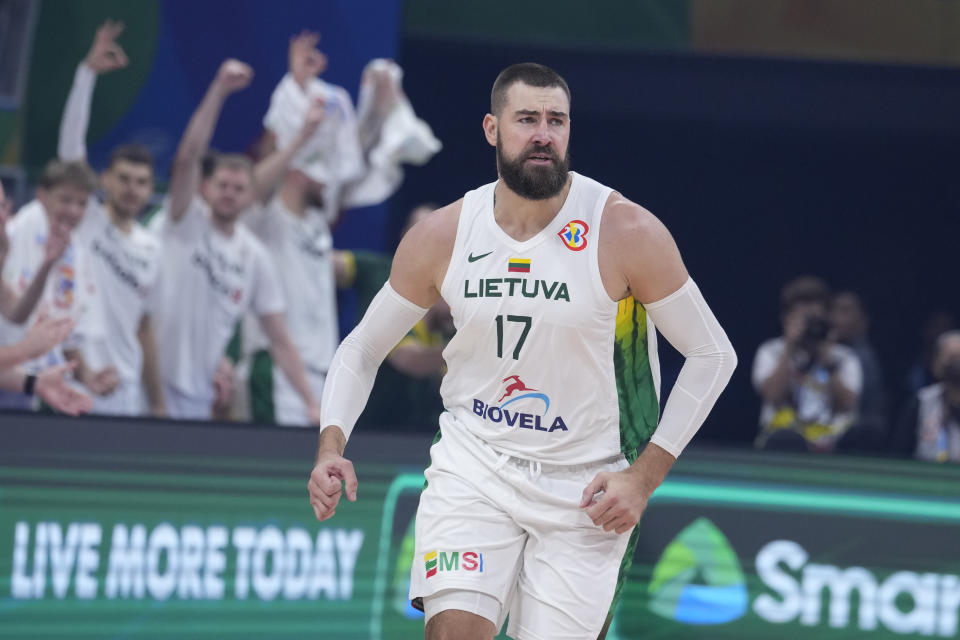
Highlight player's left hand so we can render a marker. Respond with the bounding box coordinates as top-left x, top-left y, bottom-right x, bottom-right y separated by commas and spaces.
580, 467, 652, 535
